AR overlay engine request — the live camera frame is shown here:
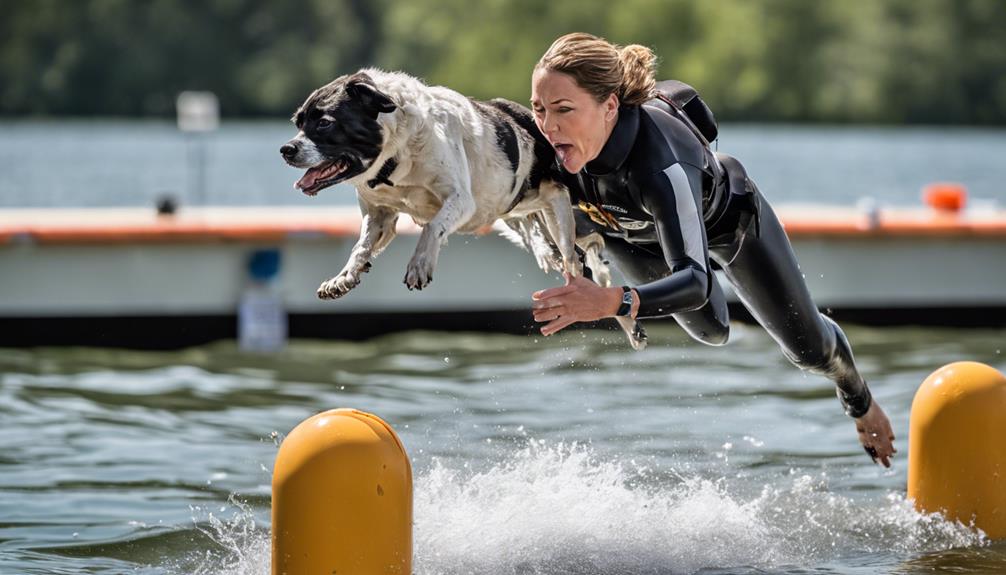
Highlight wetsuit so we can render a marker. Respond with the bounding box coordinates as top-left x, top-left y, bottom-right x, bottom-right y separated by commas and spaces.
566, 102, 872, 418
